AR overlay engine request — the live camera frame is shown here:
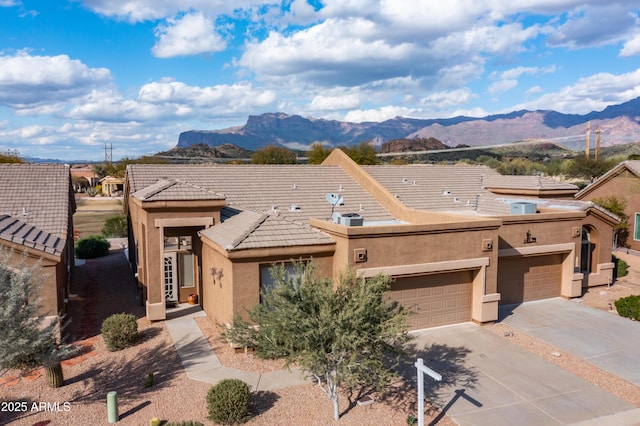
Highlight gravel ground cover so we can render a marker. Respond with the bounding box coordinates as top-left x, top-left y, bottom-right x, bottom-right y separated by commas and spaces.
2, 249, 640, 425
